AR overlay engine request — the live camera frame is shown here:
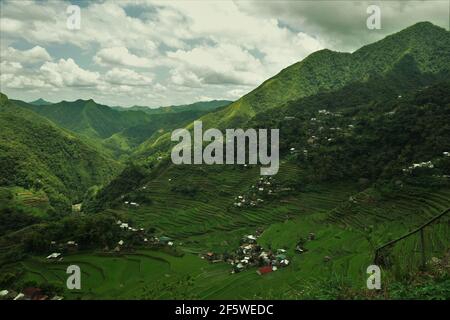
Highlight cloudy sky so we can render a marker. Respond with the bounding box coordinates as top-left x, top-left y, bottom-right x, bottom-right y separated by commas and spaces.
0, 0, 448, 107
